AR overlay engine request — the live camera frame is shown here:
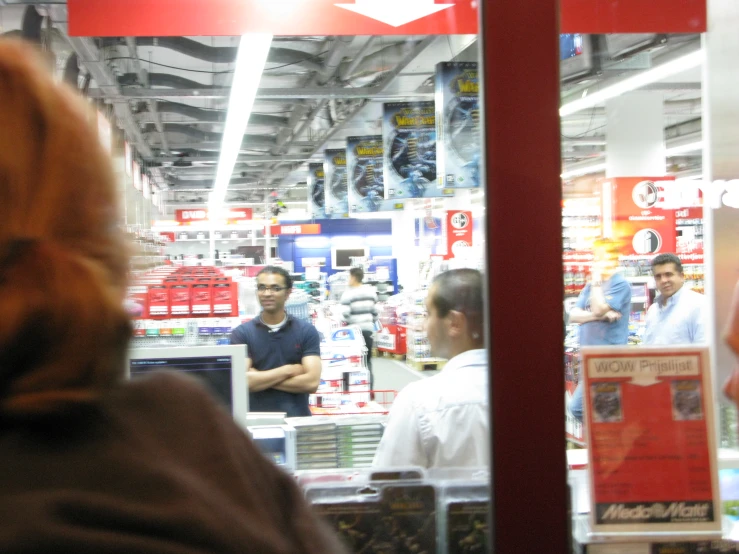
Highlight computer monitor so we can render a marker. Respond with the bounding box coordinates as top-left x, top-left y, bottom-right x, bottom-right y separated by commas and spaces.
560, 34, 599, 84
127, 345, 248, 428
